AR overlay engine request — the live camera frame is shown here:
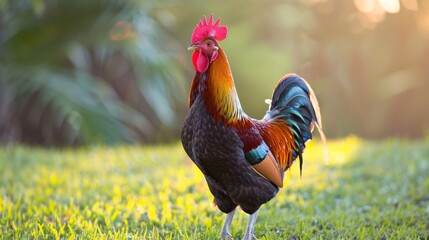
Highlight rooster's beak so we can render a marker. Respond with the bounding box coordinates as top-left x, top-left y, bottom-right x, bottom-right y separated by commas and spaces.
188, 43, 199, 51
